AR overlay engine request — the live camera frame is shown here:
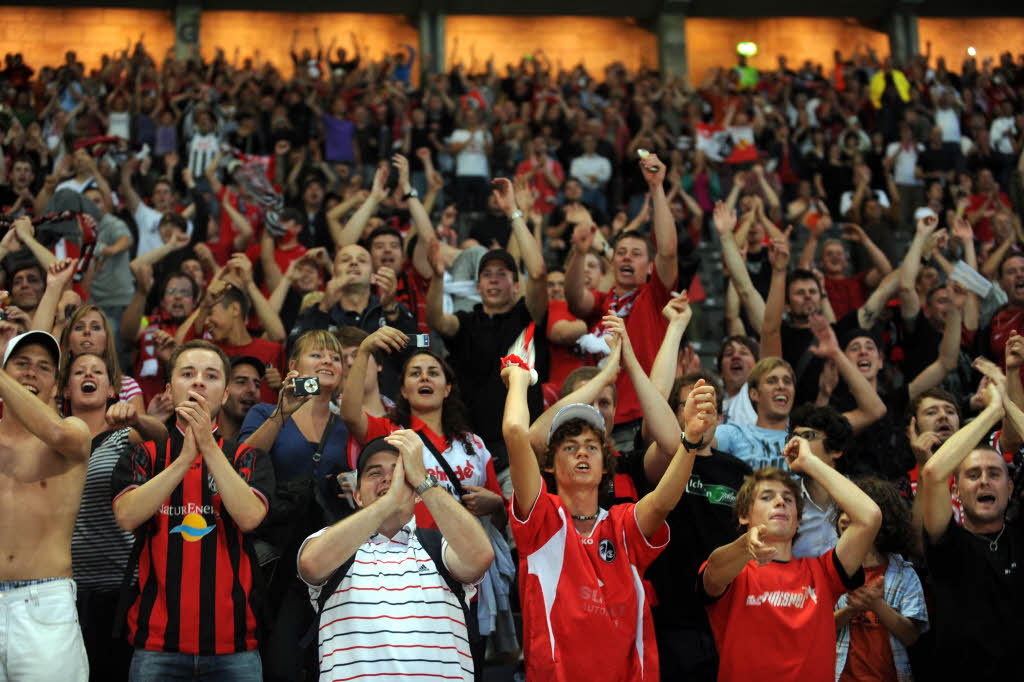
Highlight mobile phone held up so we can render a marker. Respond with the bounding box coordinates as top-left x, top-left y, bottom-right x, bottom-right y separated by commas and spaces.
414, 334, 430, 348
293, 376, 321, 397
